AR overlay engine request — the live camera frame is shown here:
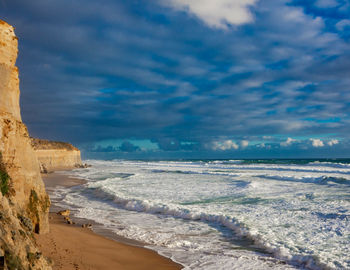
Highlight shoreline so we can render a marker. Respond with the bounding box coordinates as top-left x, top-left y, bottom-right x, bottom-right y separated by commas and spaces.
37, 172, 183, 270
